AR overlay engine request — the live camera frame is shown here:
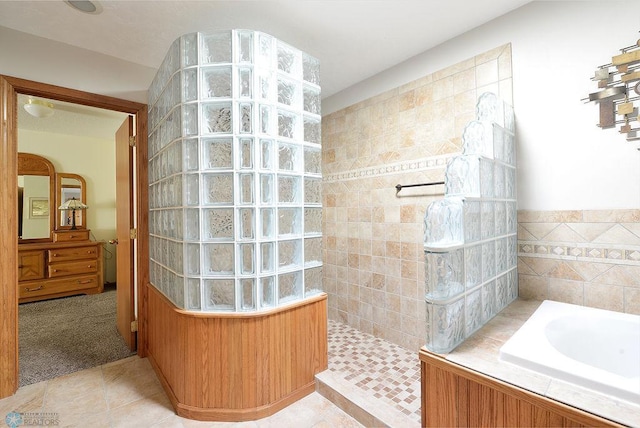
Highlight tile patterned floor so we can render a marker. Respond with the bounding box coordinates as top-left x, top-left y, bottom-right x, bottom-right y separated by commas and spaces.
0, 356, 363, 428
326, 320, 422, 424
